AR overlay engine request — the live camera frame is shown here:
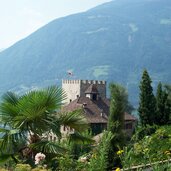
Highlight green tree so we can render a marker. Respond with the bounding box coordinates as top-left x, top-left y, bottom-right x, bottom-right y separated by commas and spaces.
88, 131, 113, 171
165, 84, 171, 121
0, 86, 88, 166
138, 70, 156, 126
155, 82, 170, 125
165, 84, 171, 102
107, 83, 127, 169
